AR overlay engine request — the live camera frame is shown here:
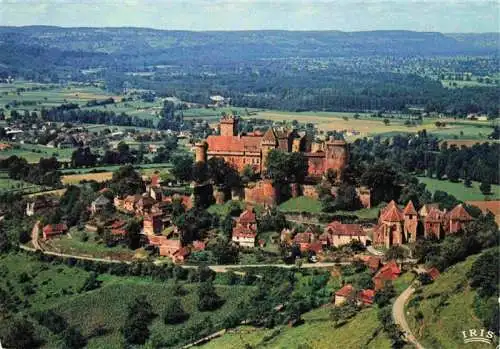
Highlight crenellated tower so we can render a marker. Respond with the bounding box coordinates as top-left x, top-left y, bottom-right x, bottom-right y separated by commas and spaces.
220, 113, 238, 136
